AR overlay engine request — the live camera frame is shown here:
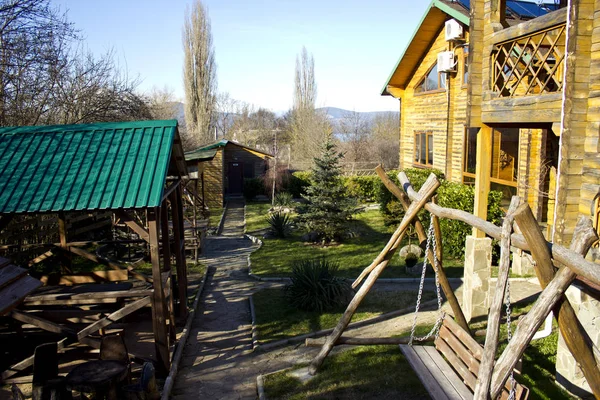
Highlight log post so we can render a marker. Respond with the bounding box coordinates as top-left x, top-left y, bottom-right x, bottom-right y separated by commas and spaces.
171, 184, 188, 319
510, 207, 600, 398
58, 212, 71, 273
308, 173, 440, 375
490, 212, 599, 398
474, 196, 521, 400
147, 207, 170, 376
